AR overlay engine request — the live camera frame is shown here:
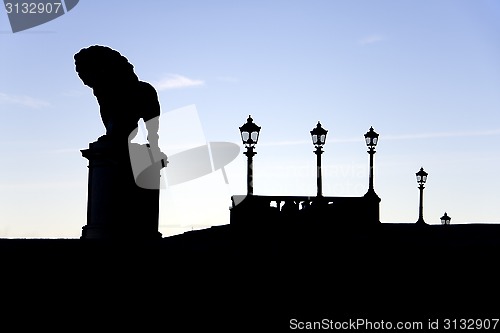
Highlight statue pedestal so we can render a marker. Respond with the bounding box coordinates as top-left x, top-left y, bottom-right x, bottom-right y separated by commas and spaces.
81, 139, 164, 240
